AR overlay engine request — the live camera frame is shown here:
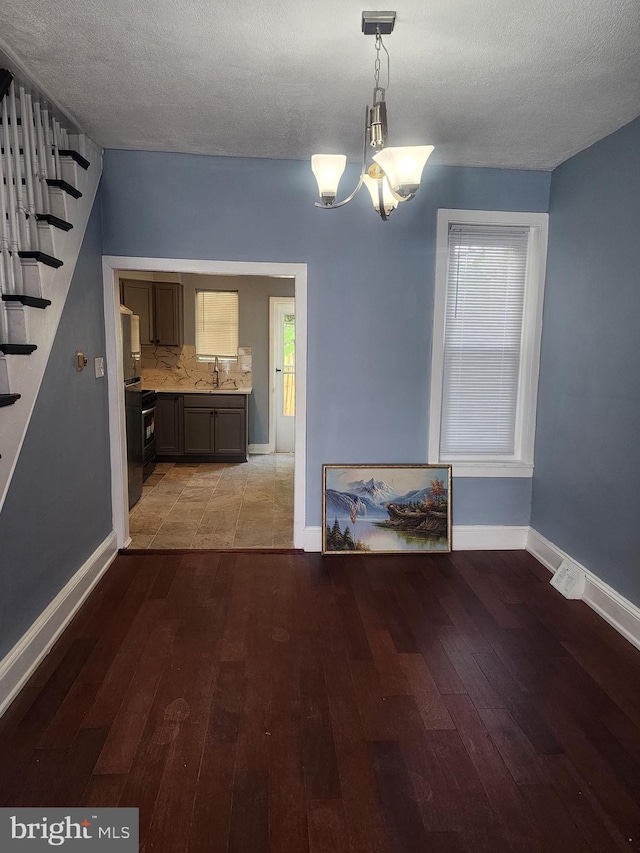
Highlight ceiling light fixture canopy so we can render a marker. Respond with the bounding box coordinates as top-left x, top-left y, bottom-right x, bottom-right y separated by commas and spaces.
311, 11, 434, 221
